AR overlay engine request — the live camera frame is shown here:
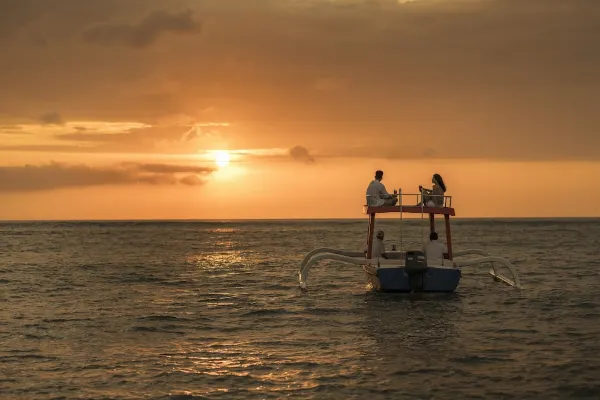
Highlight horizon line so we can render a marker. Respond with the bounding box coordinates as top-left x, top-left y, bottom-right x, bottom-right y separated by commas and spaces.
1, 216, 599, 223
